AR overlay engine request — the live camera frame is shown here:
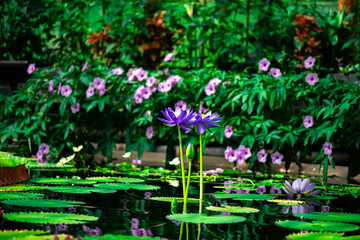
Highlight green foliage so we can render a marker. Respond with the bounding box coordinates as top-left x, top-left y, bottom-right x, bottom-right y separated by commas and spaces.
166, 213, 246, 224
0, 230, 50, 240
47, 186, 116, 194
205, 206, 259, 214
0, 151, 27, 167
3, 212, 98, 224
286, 232, 345, 240
31, 178, 96, 185
214, 193, 275, 201
0, 184, 47, 191
1, 199, 85, 208
93, 183, 160, 191
0, 192, 44, 200
276, 220, 360, 232
294, 213, 360, 223
150, 197, 200, 203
